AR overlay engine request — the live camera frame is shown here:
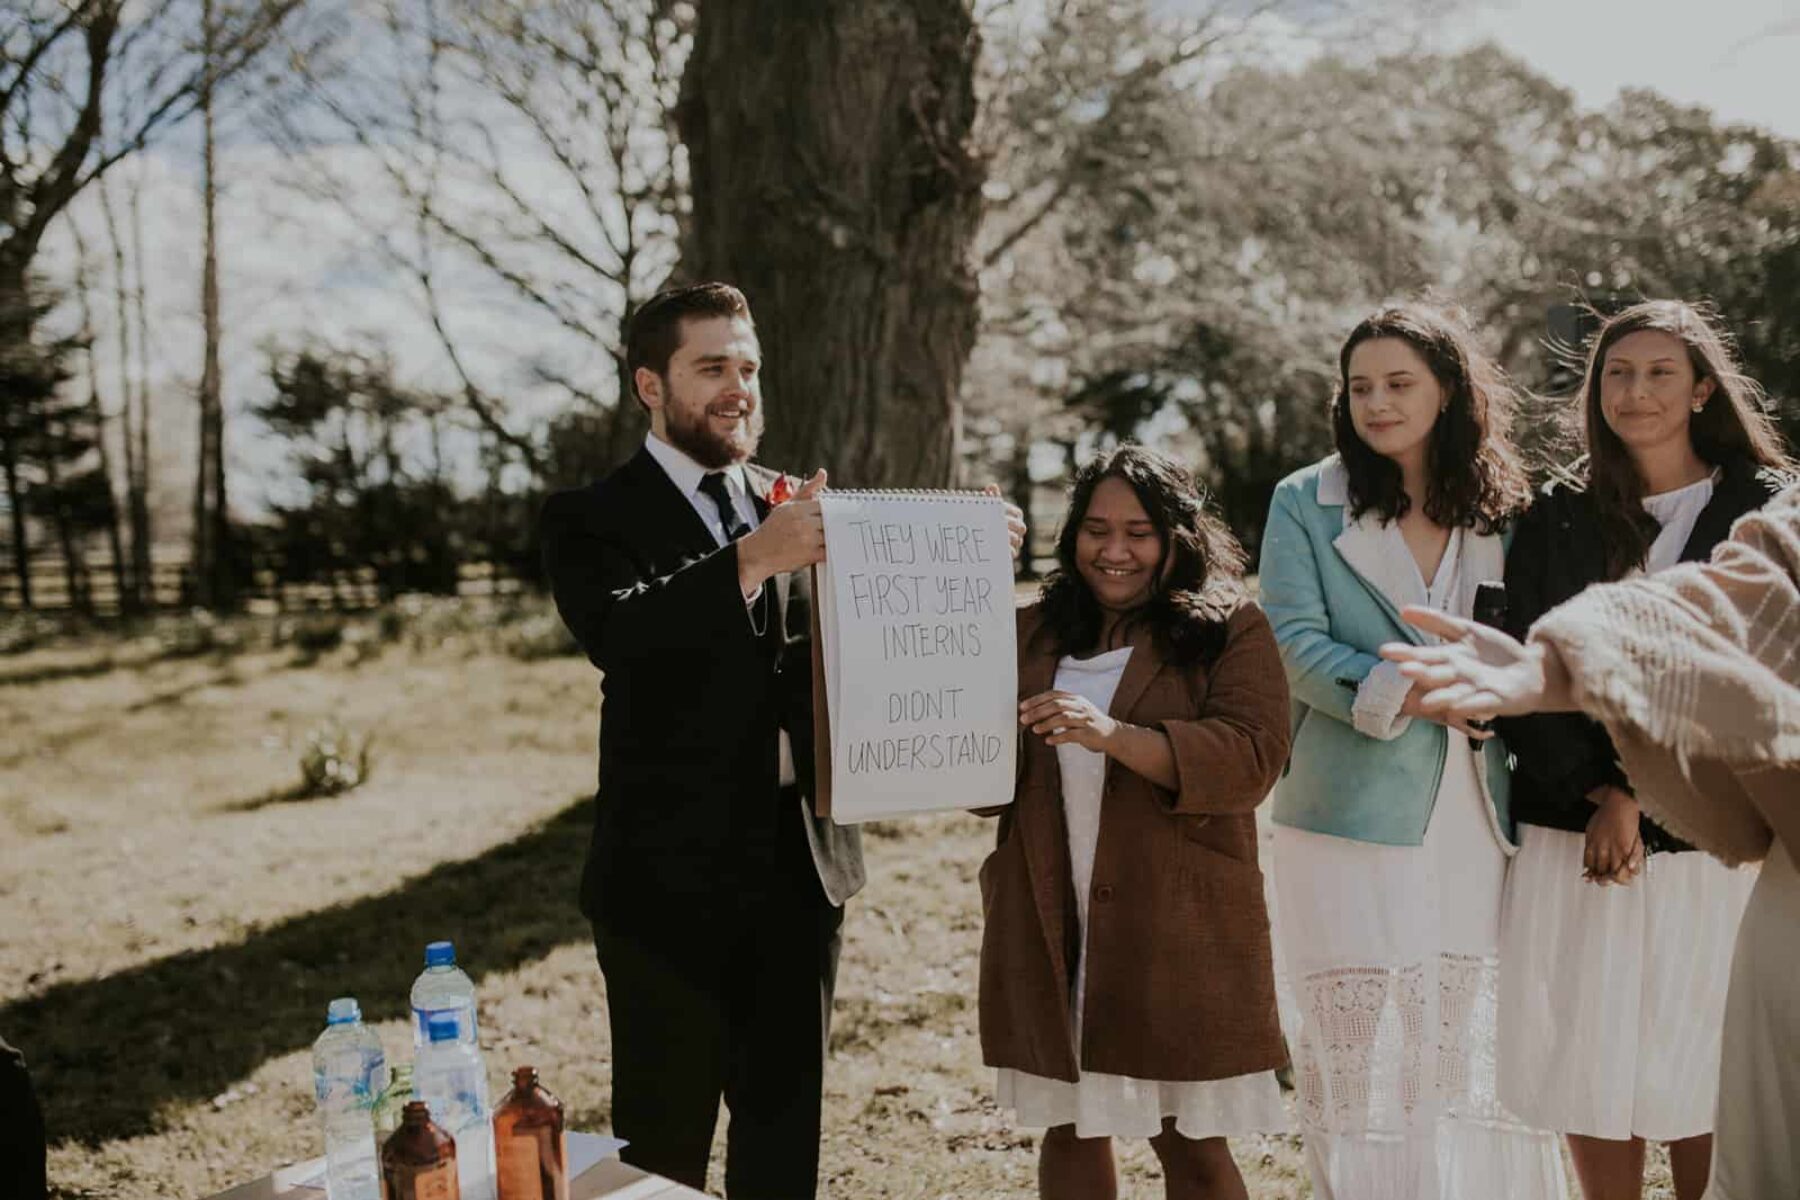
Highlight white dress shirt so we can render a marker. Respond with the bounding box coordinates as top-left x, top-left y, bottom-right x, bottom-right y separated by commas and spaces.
642, 433, 796, 786
643, 432, 761, 546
